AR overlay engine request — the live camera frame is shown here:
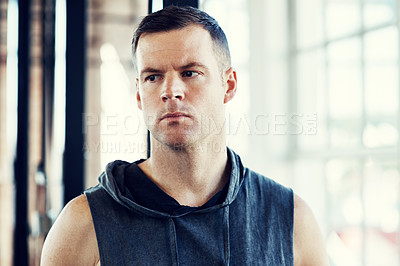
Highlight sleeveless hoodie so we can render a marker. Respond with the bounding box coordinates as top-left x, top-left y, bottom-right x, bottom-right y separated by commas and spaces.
85, 148, 294, 265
